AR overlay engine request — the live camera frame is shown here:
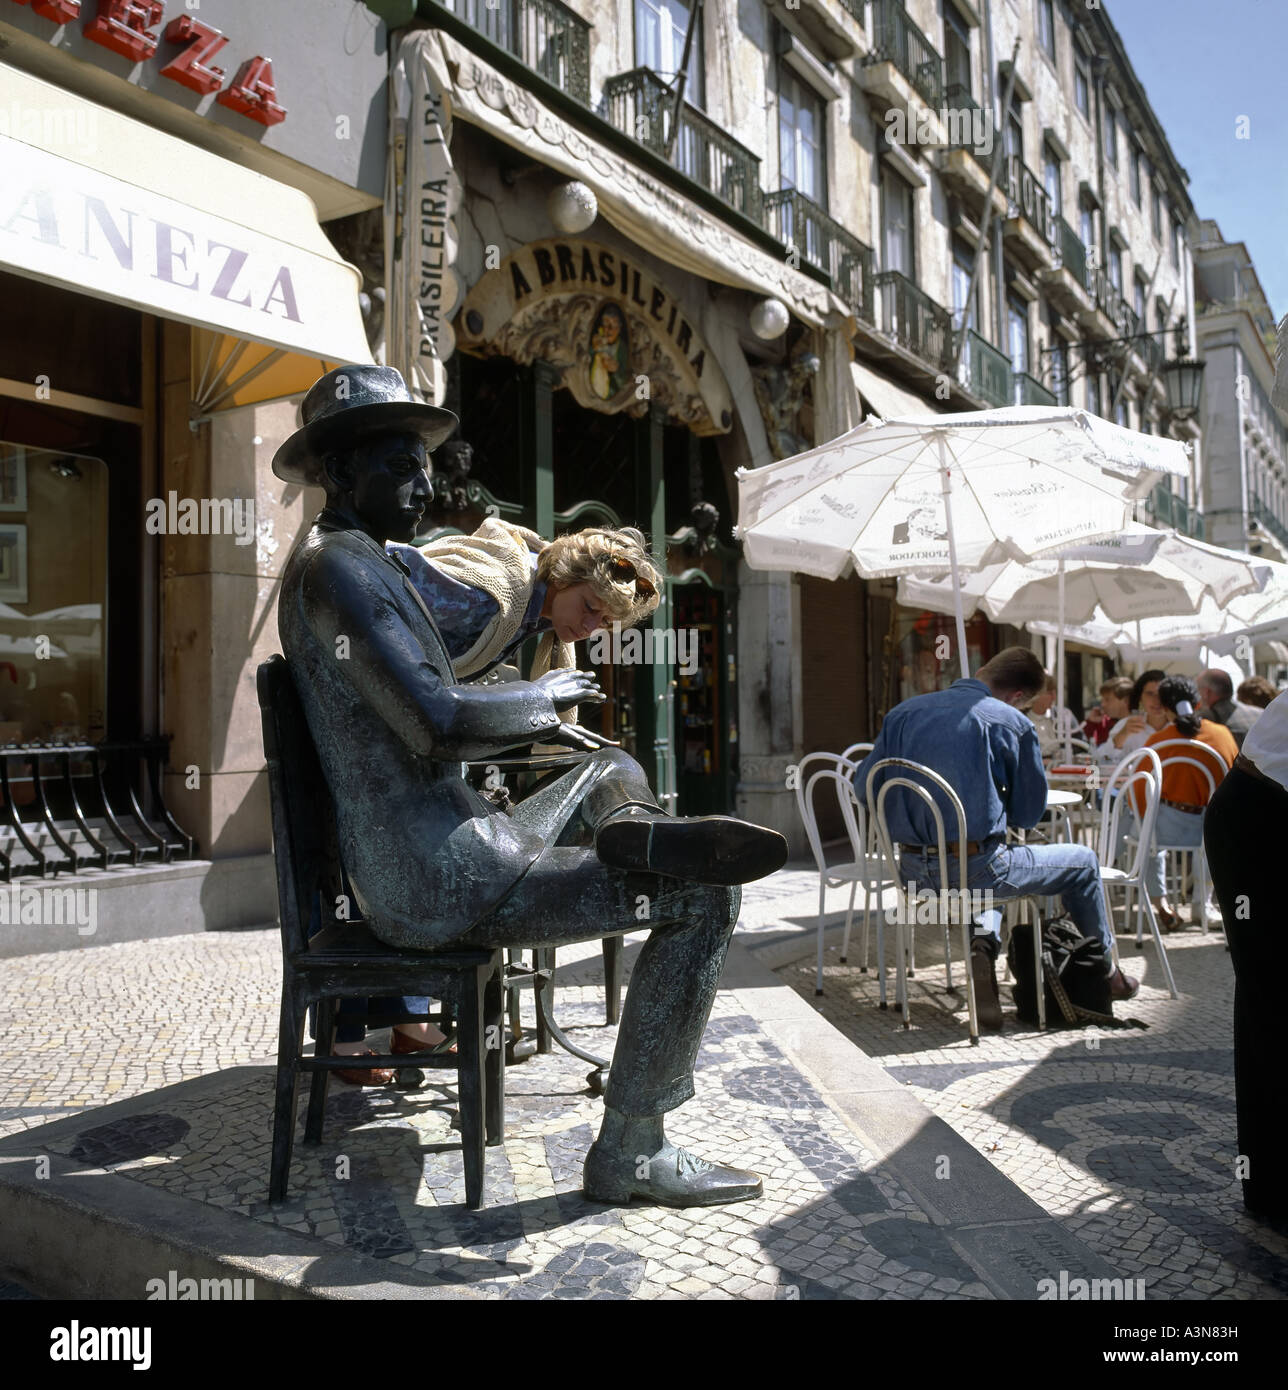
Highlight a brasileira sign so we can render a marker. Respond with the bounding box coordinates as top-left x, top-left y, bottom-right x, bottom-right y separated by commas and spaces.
457, 238, 733, 436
